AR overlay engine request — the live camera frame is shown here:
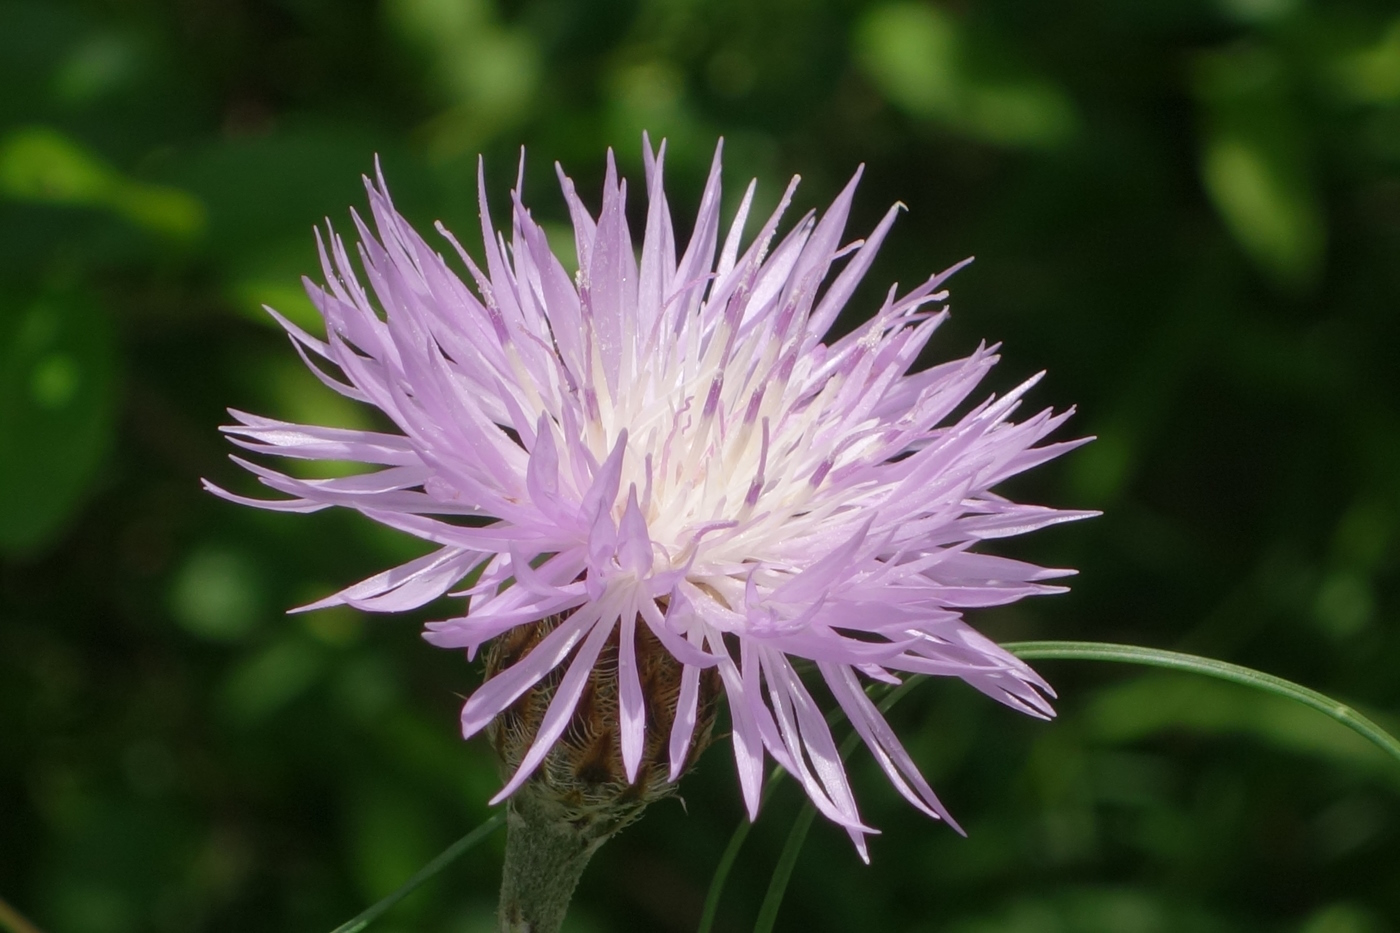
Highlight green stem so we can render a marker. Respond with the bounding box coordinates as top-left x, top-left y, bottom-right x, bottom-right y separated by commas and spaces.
1002, 640, 1400, 766
329, 811, 506, 933
497, 792, 613, 933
